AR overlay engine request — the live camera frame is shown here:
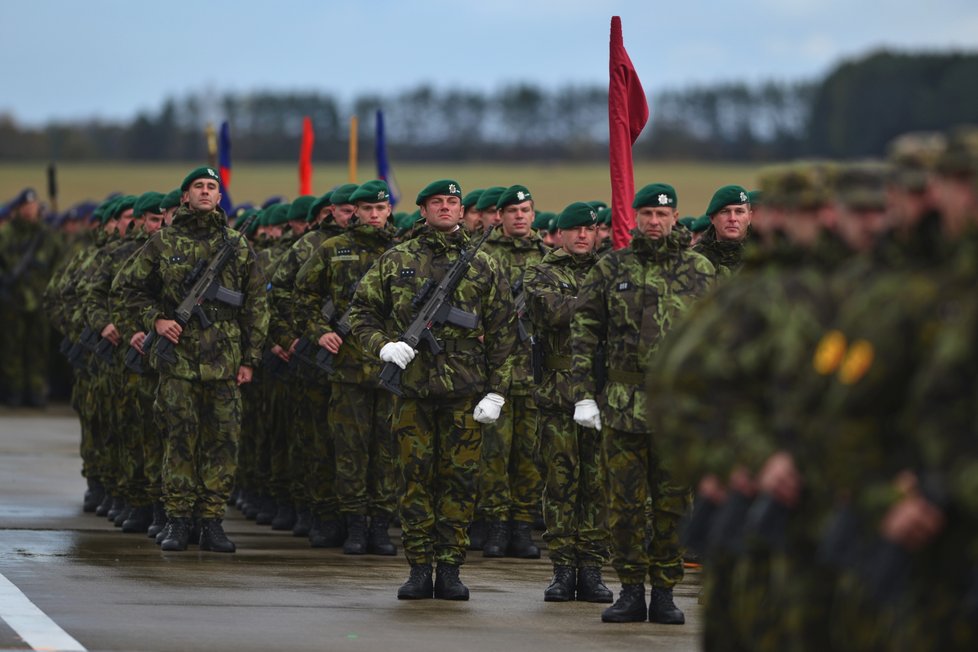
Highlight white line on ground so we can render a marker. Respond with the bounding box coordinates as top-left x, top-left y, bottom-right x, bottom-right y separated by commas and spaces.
0, 572, 86, 652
